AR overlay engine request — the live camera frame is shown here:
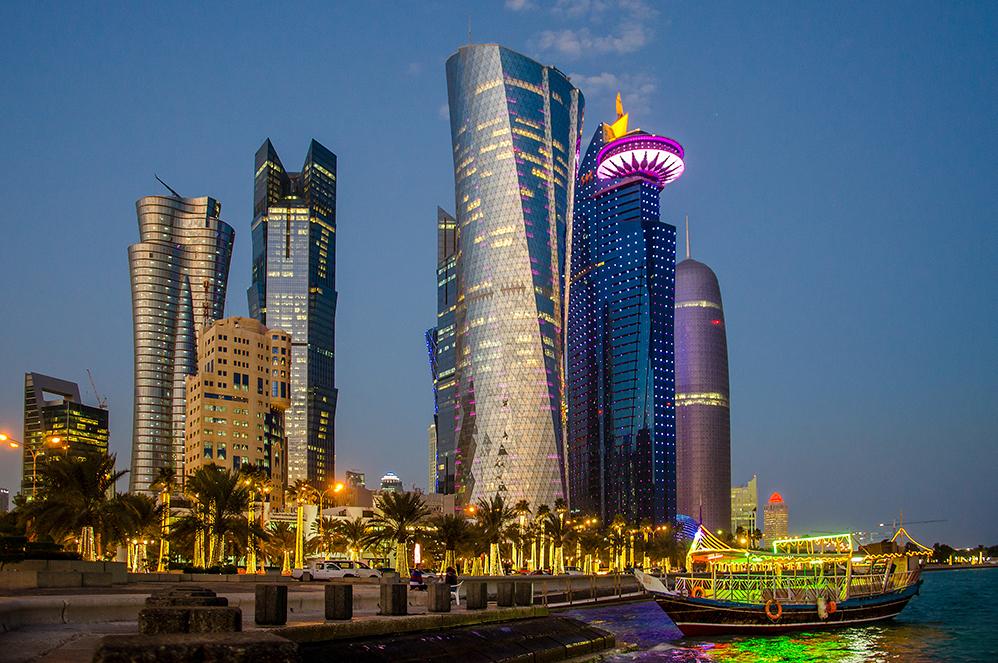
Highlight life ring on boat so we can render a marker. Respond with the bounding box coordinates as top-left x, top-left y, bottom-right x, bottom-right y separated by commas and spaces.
765, 599, 783, 621
691, 586, 706, 598
827, 600, 837, 614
